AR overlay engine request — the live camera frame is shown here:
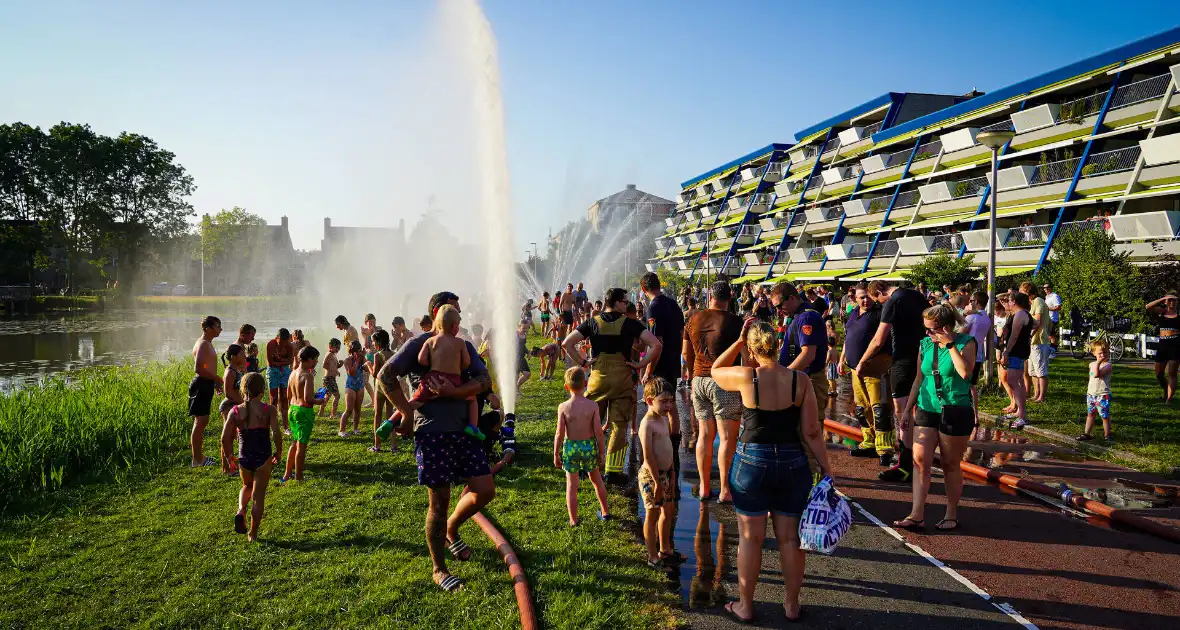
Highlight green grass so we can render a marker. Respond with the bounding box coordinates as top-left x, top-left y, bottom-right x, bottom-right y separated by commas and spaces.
0, 332, 678, 629
978, 357, 1180, 472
